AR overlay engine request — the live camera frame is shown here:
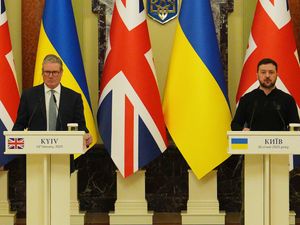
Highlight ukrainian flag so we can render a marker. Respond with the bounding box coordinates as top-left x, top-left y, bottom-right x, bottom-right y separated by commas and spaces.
33, 0, 97, 155
231, 138, 248, 150
163, 0, 231, 179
